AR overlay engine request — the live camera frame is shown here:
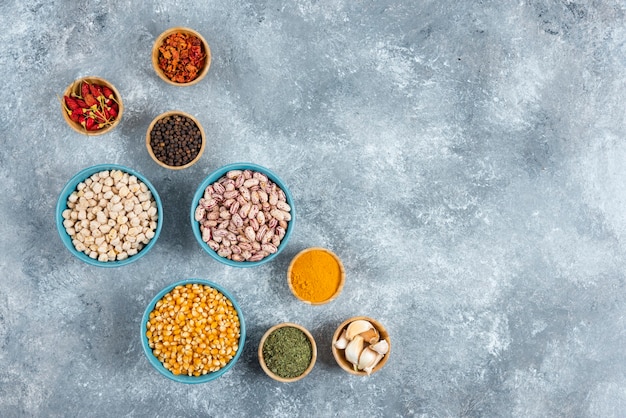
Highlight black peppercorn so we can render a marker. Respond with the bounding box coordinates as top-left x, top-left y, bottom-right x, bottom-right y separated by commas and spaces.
149, 114, 203, 167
